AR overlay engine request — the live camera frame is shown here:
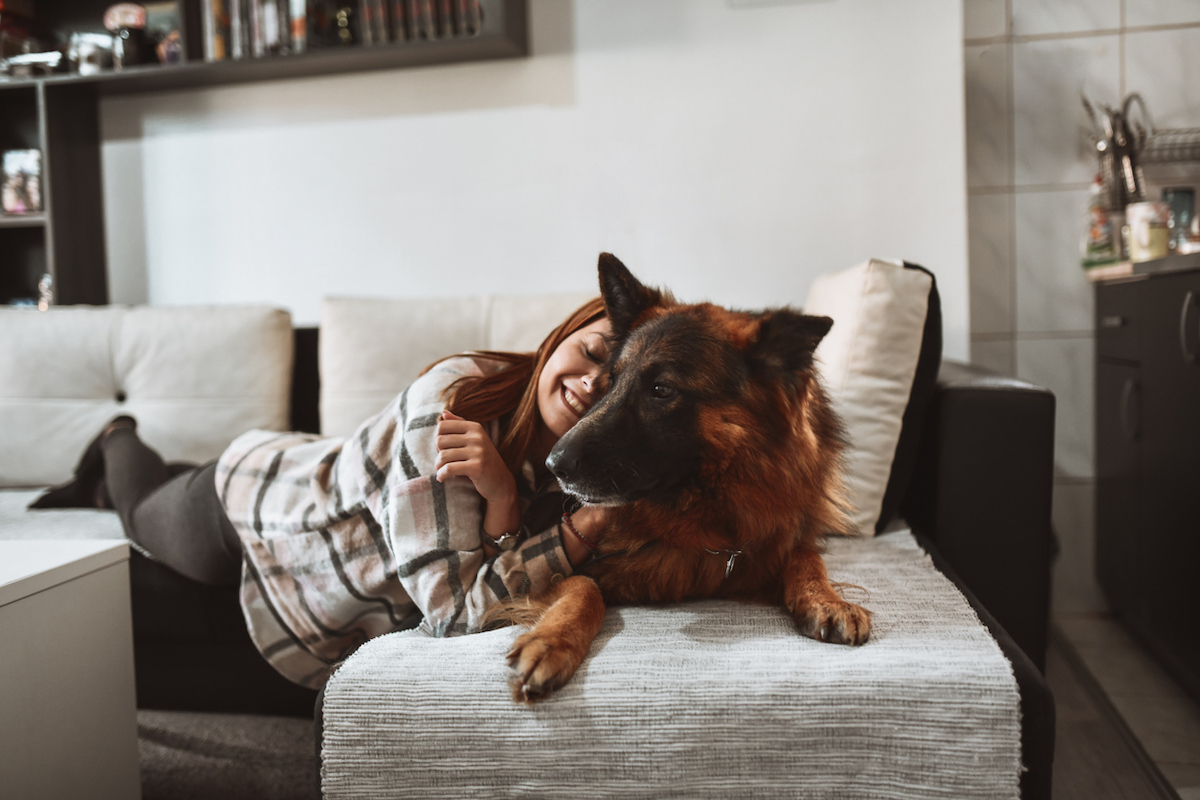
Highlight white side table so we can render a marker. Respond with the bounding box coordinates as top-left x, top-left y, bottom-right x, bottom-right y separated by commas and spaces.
0, 540, 140, 799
